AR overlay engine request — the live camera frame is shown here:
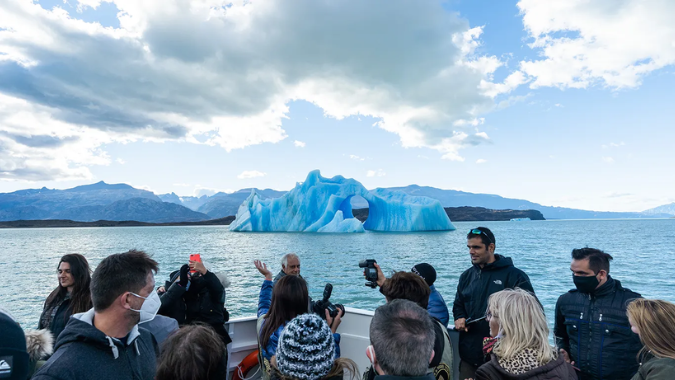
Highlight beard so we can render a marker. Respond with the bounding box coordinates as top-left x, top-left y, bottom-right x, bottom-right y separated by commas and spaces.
128, 309, 141, 326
